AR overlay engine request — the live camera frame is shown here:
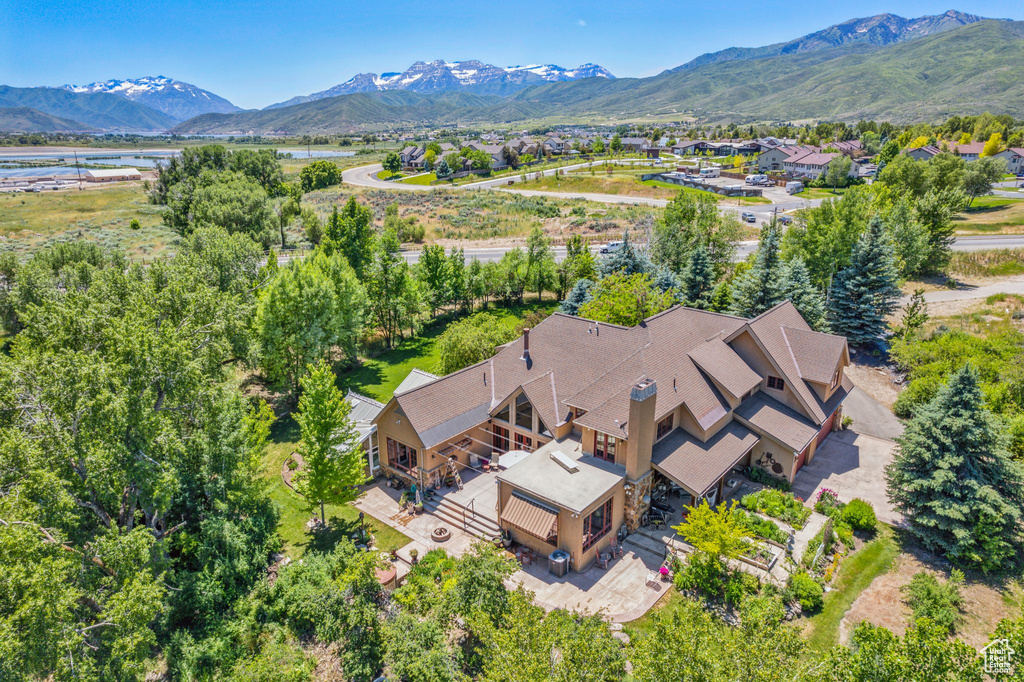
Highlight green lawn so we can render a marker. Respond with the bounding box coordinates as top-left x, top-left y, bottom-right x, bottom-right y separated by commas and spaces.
400, 172, 438, 185
802, 525, 899, 656
640, 180, 772, 205
375, 169, 403, 181
623, 588, 685, 638
262, 416, 410, 559
799, 187, 850, 200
